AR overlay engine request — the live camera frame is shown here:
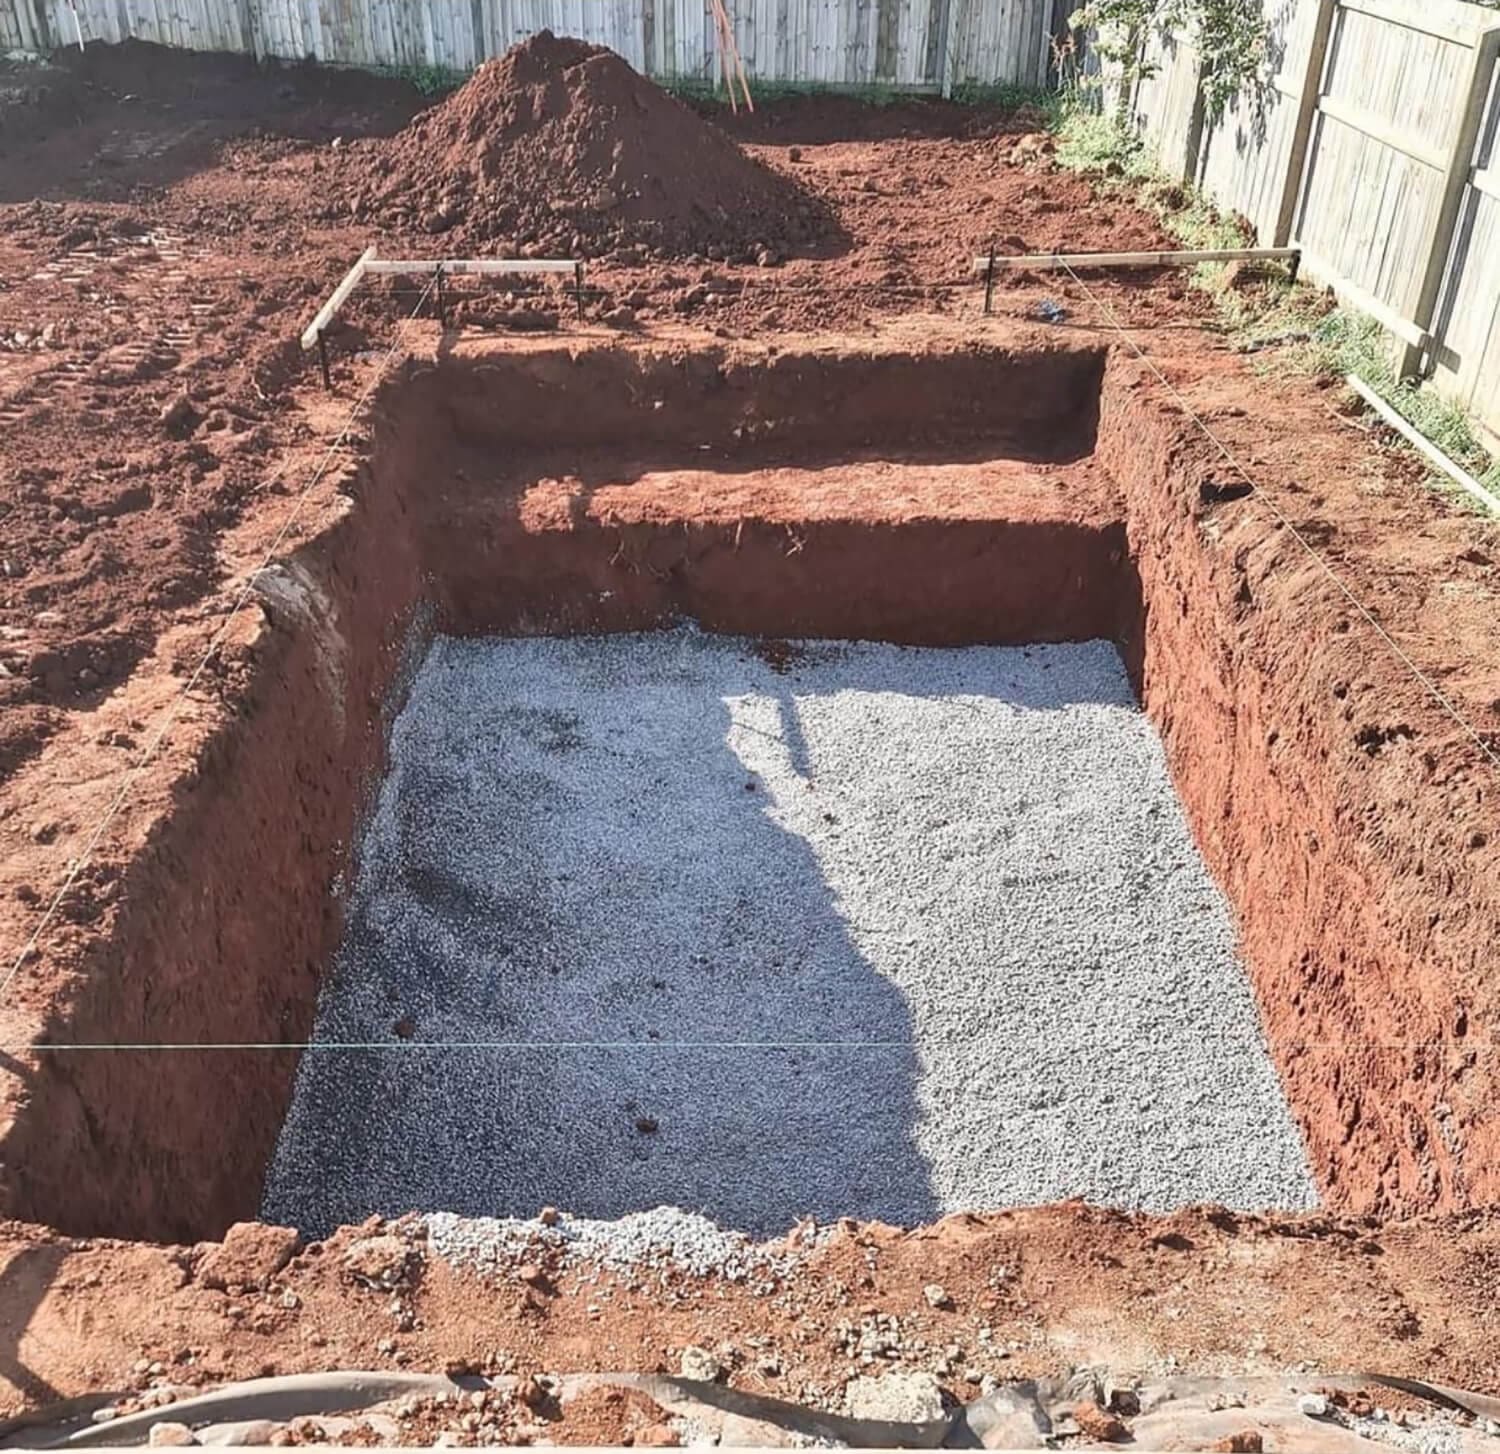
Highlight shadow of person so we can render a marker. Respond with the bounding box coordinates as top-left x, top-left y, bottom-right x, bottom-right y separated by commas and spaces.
0, 1244, 66, 1407
262, 631, 941, 1238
